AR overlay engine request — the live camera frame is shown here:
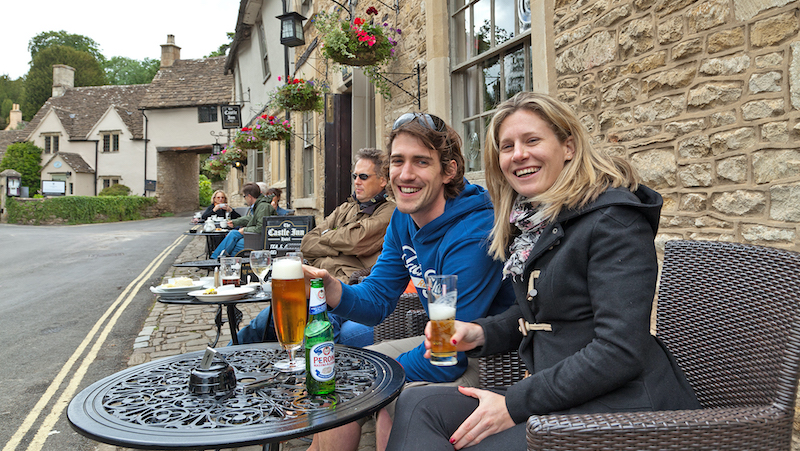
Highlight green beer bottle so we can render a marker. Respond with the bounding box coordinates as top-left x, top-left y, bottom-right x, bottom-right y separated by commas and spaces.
304, 278, 335, 394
